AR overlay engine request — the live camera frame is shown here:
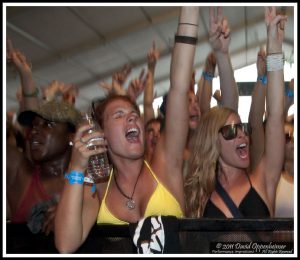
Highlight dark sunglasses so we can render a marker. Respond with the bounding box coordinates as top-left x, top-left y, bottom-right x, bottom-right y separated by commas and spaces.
285, 132, 294, 143
219, 123, 252, 140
